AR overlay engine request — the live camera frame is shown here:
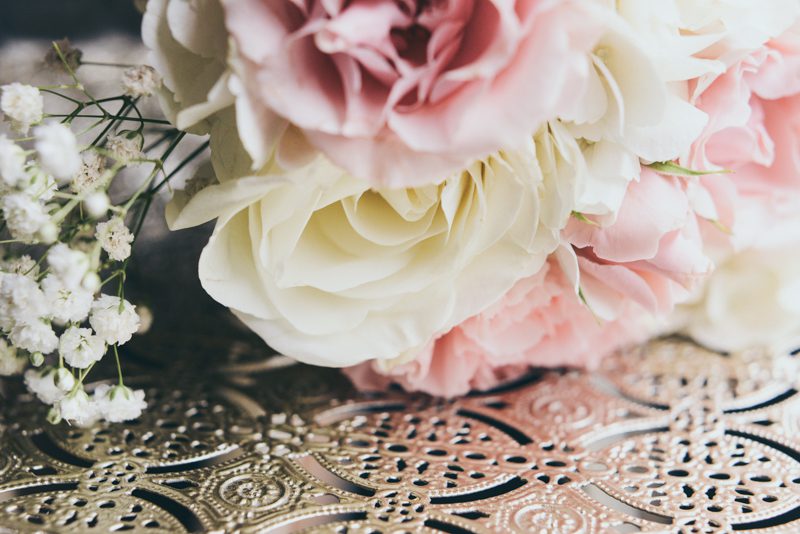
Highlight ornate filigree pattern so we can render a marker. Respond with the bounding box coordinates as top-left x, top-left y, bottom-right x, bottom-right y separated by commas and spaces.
1, 337, 800, 533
